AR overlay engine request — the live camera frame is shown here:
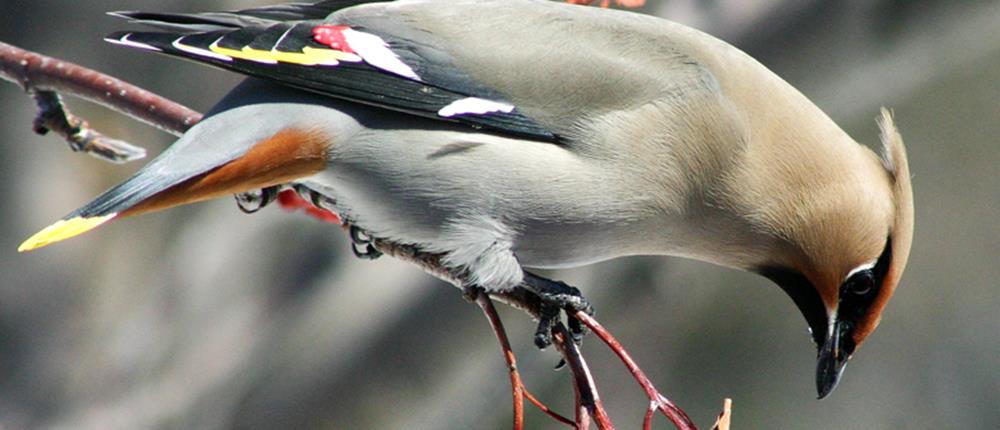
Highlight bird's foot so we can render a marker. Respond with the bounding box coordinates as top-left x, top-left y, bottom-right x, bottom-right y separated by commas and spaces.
349, 225, 383, 260
292, 184, 336, 210
234, 186, 280, 213
523, 272, 594, 350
